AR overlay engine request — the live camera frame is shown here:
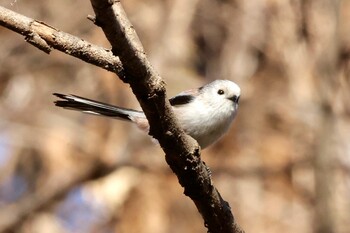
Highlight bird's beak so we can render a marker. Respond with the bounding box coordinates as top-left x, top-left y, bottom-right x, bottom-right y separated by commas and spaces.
229, 95, 240, 104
